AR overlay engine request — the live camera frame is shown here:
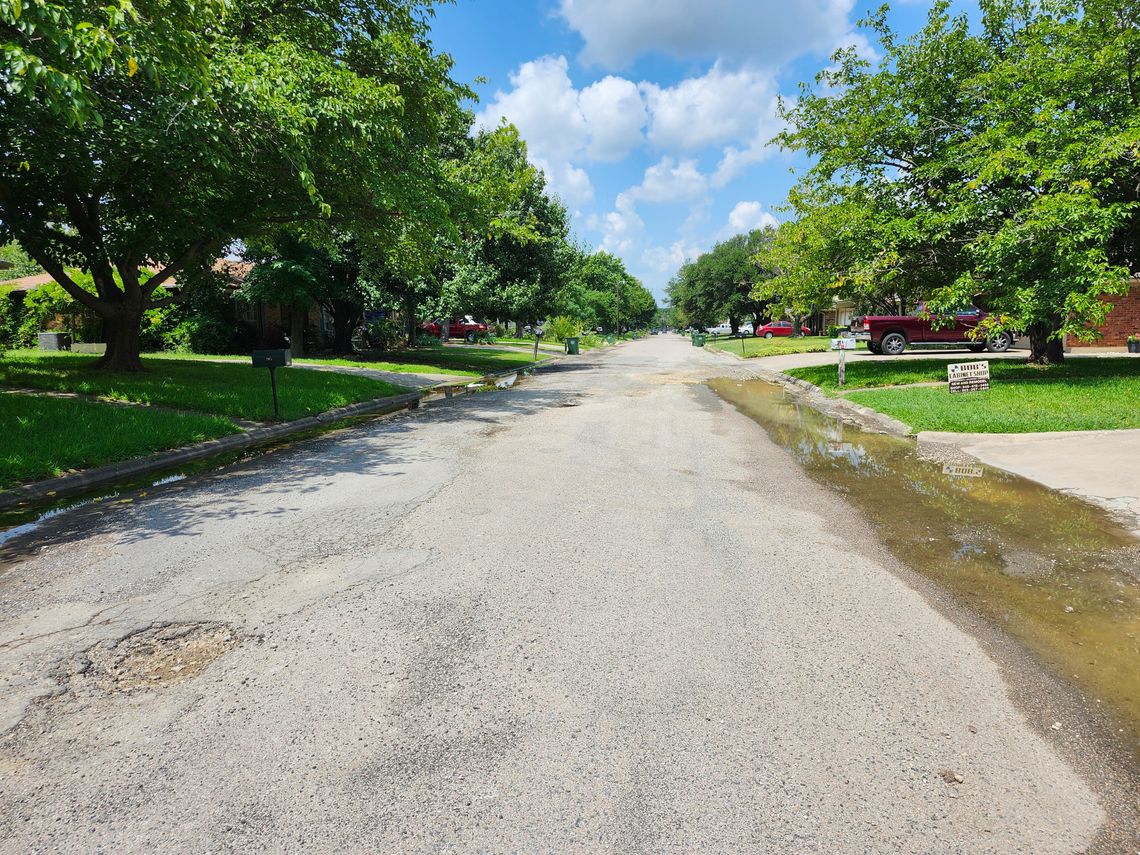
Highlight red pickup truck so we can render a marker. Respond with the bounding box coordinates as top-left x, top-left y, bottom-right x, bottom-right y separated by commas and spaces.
853, 303, 1015, 355
420, 316, 490, 343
